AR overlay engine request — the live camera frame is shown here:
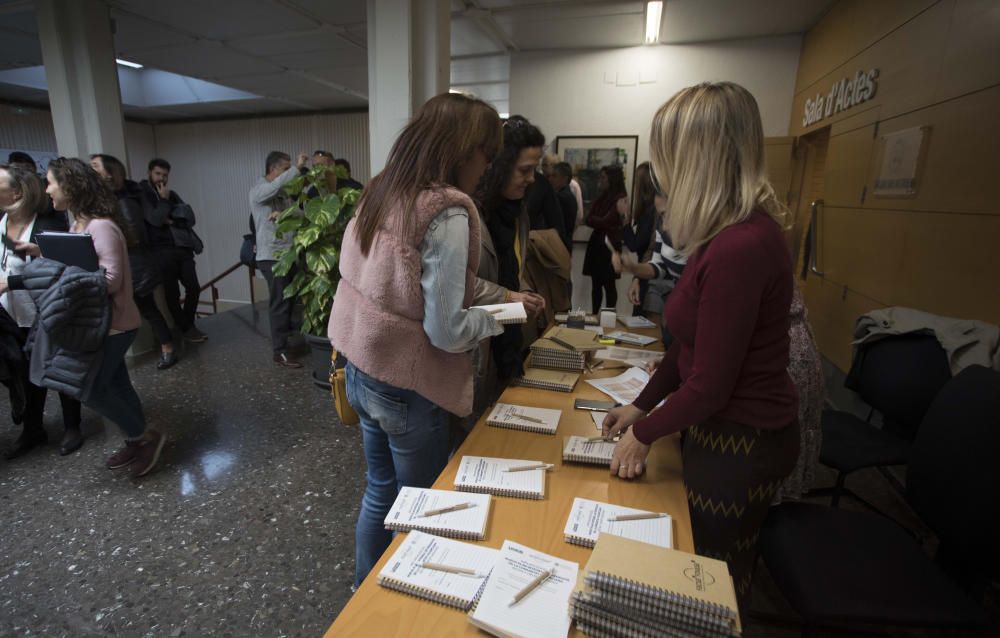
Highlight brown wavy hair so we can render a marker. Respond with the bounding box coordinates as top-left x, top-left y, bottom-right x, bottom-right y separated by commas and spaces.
353, 92, 502, 256
48, 157, 134, 245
